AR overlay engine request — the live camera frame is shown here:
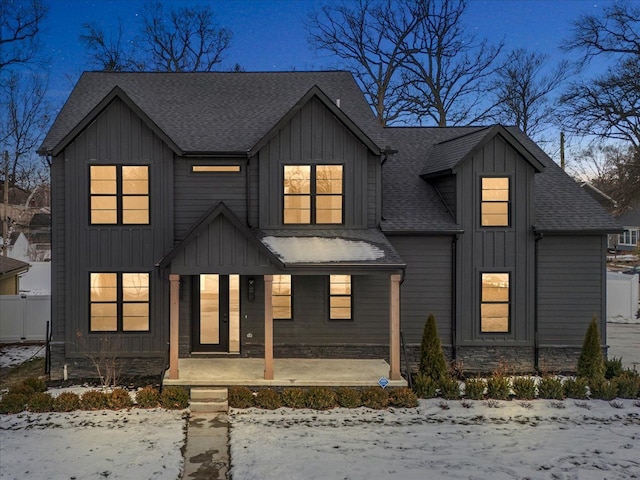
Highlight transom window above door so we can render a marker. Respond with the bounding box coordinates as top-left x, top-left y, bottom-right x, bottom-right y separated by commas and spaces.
283, 165, 343, 224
